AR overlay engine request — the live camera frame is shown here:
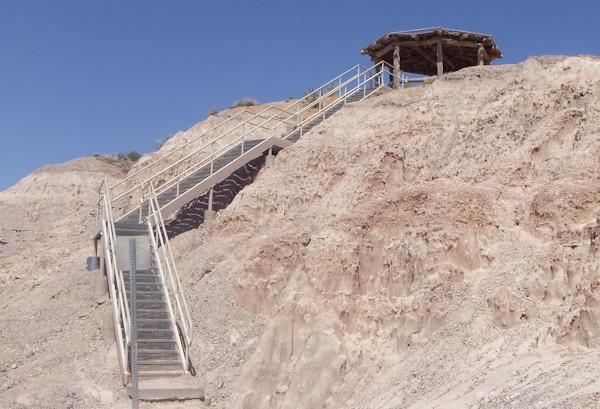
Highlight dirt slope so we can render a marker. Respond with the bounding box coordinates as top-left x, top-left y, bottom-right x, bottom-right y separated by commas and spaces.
0, 158, 129, 408
2, 55, 600, 409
